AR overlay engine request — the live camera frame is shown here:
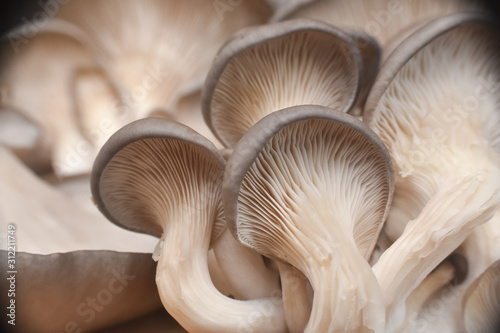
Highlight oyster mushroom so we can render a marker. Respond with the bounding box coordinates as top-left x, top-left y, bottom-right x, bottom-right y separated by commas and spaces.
223, 105, 394, 332
364, 12, 500, 330
202, 19, 362, 147
0, 26, 98, 177
91, 118, 286, 333
56, 0, 272, 119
